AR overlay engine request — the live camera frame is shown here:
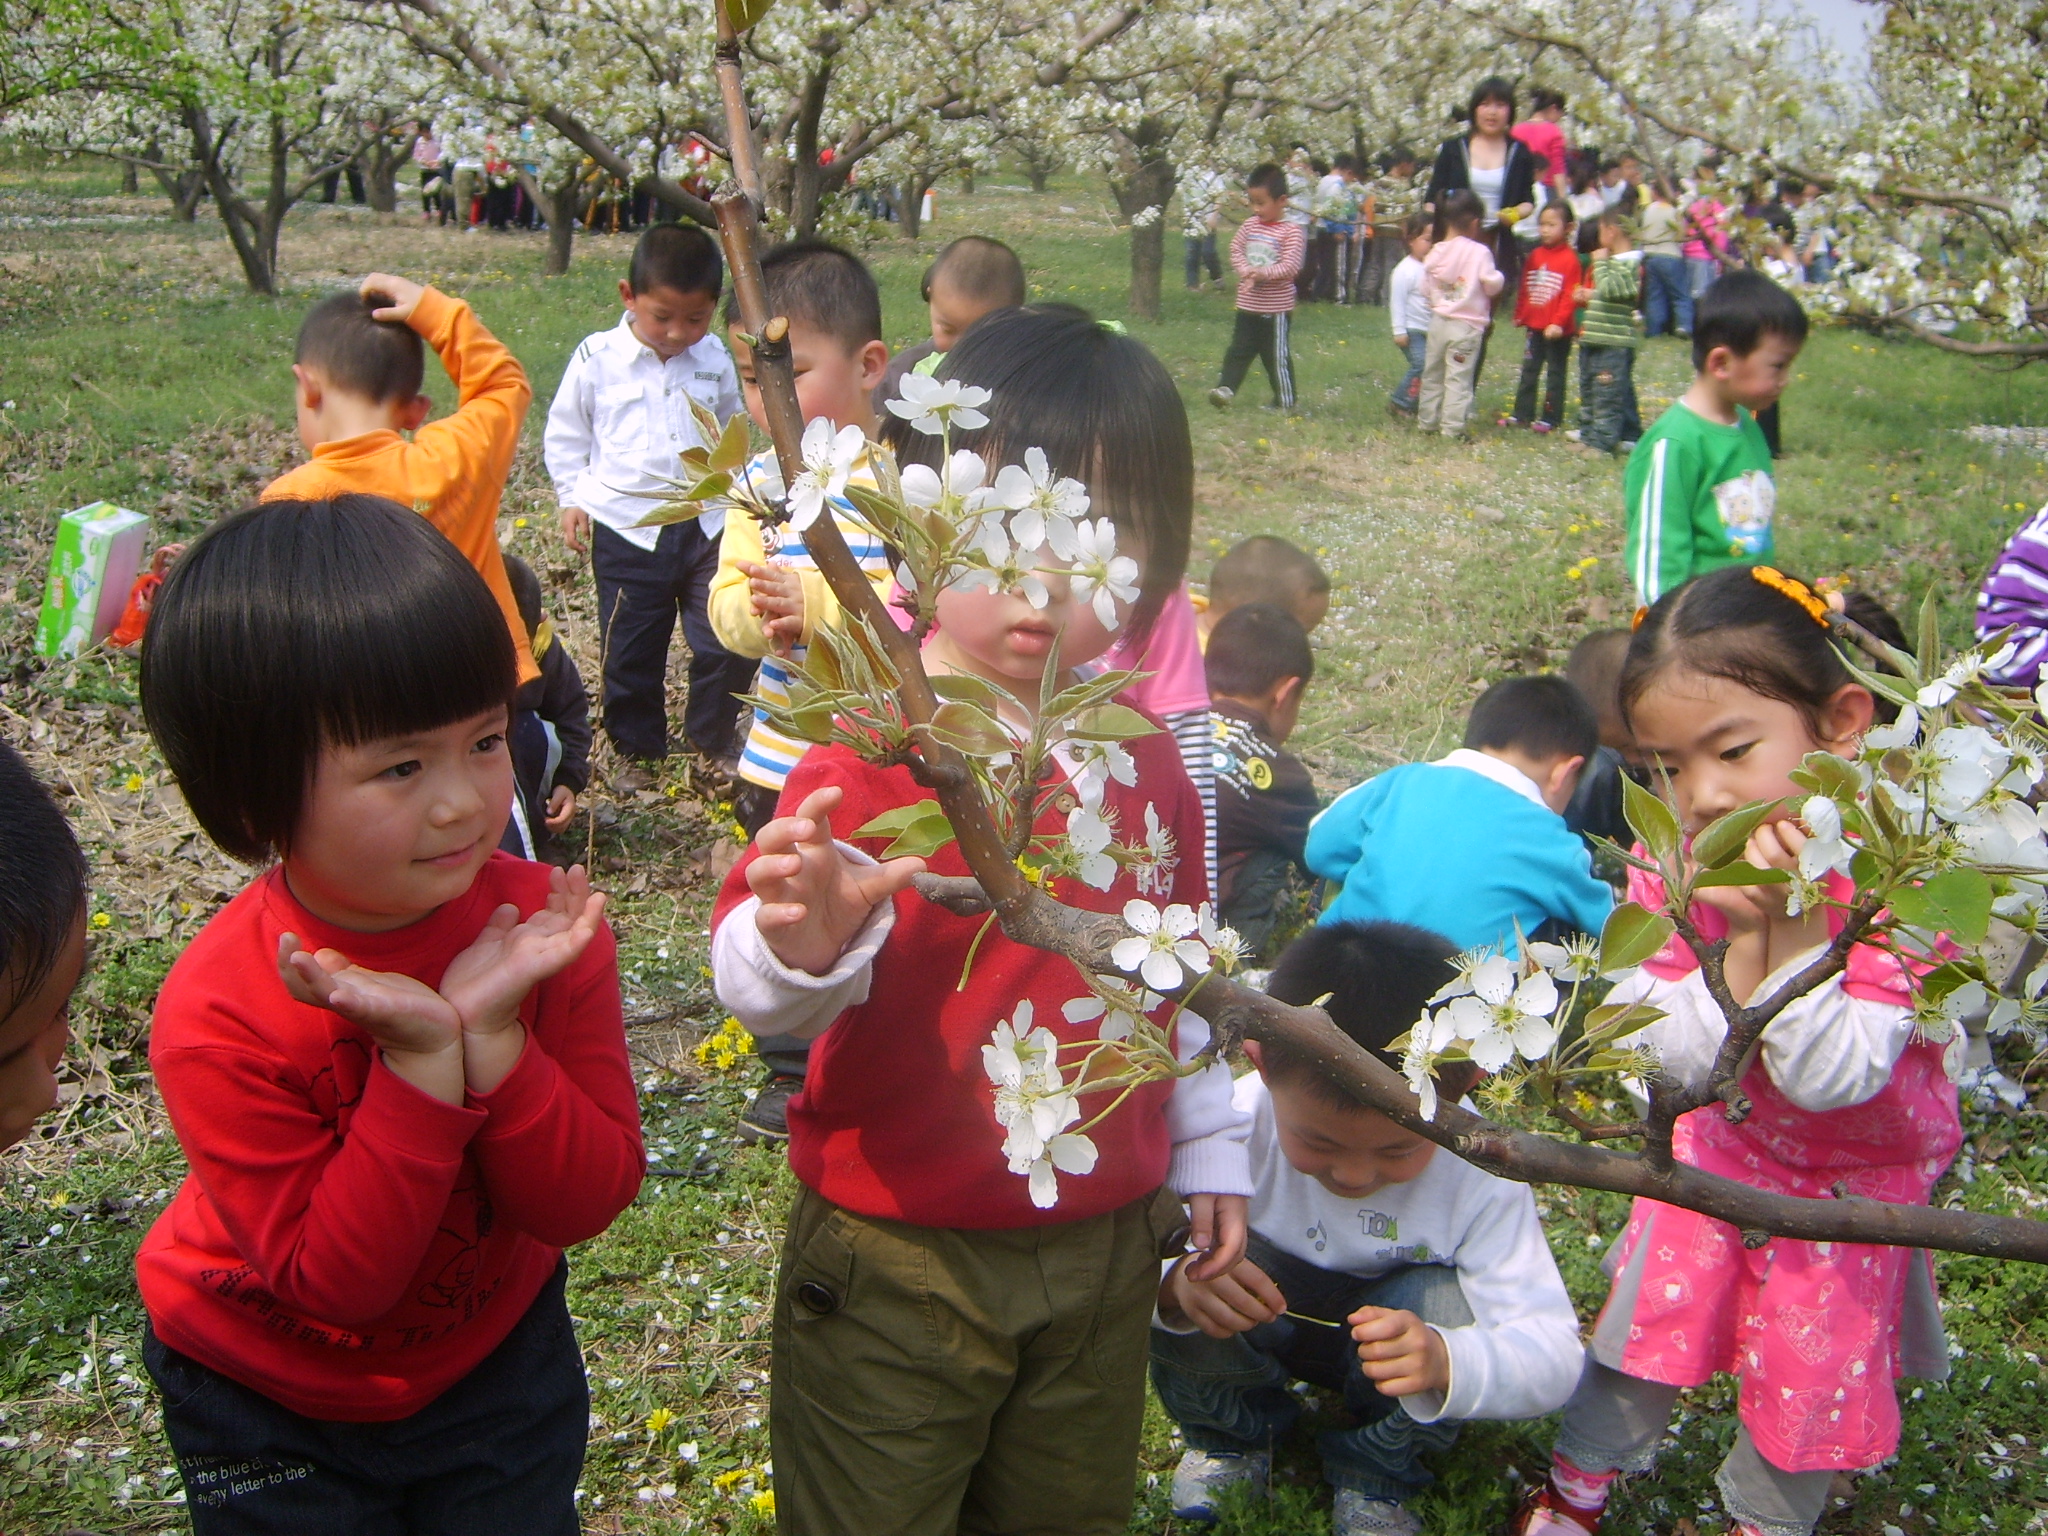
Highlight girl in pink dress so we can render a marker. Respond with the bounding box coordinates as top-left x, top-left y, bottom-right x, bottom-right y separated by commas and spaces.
1518, 565, 1960, 1536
